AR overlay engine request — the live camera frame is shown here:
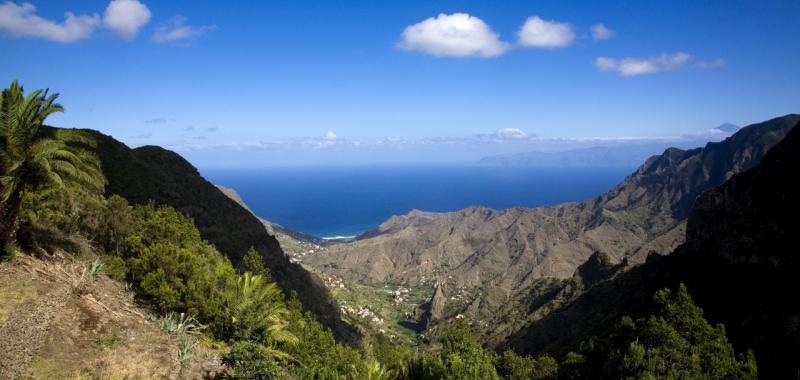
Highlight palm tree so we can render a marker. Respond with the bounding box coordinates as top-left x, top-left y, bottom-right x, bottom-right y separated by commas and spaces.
224, 272, 299, 360
0, 80, 104, 247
